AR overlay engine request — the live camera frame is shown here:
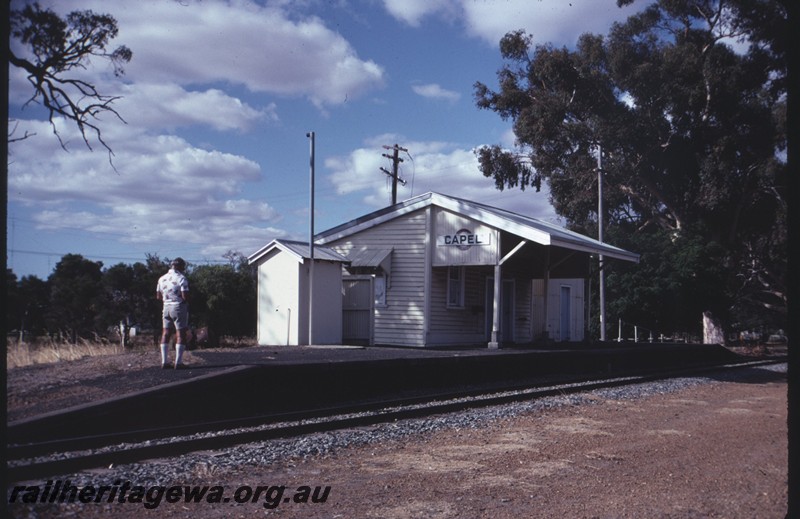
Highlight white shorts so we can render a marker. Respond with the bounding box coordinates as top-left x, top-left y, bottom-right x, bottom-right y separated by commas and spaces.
162, 303, 189, 330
